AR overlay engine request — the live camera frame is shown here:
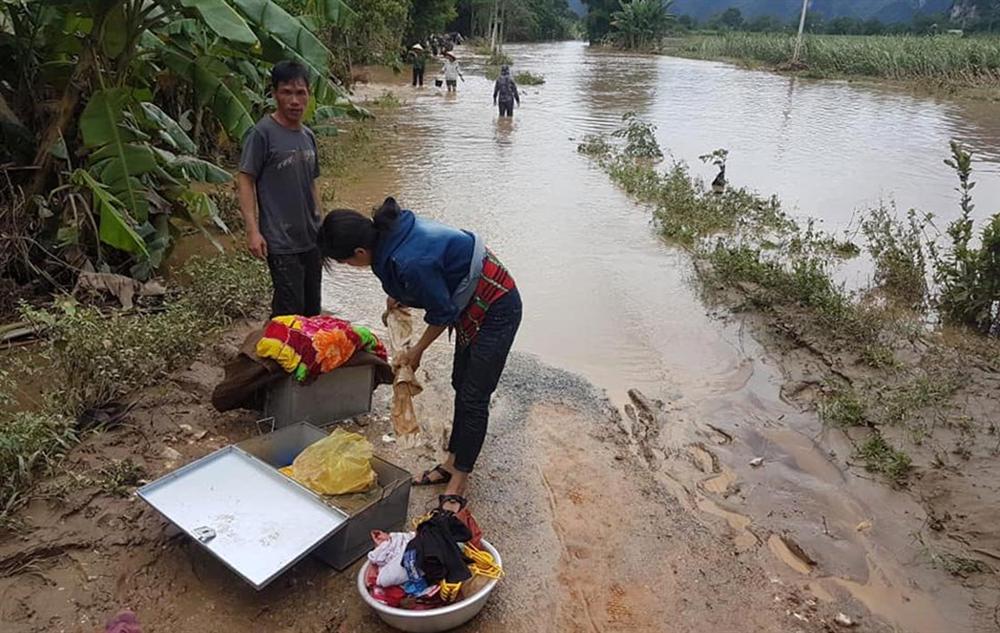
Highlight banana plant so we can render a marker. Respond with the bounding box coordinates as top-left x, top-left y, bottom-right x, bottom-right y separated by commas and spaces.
75, 86, 234, 268
1, 0, 359, 279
